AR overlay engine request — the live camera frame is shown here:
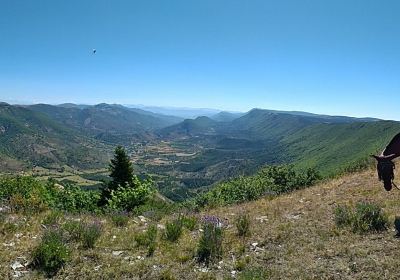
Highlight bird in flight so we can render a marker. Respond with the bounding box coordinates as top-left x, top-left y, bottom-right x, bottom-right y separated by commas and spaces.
92, 49, 97, 54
